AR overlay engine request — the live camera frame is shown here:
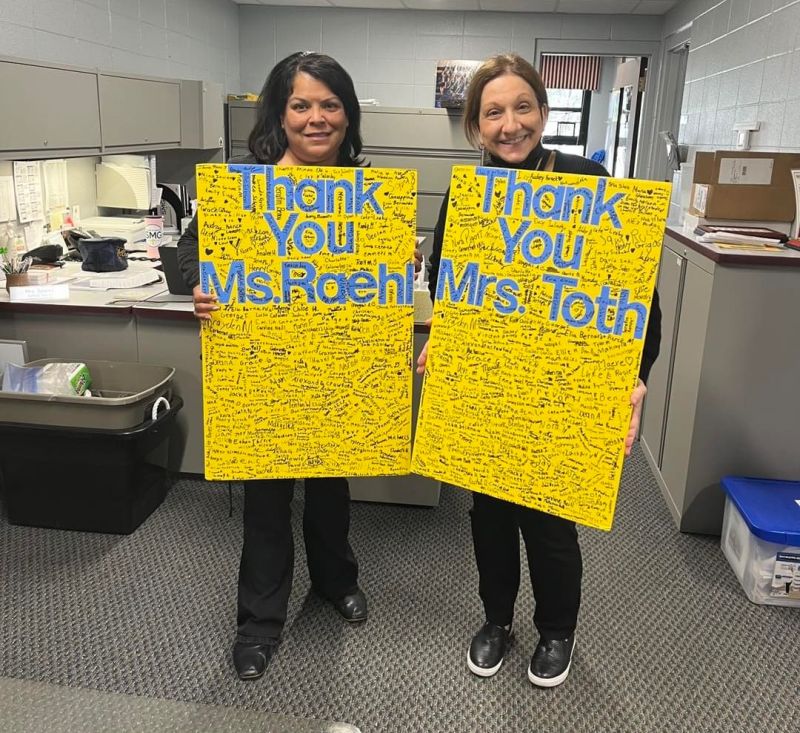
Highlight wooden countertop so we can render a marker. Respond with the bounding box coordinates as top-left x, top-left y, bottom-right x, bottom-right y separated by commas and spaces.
666, 226, 800, 267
